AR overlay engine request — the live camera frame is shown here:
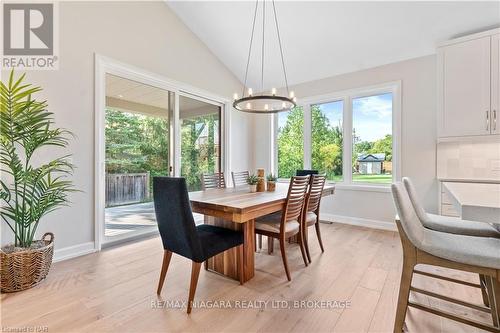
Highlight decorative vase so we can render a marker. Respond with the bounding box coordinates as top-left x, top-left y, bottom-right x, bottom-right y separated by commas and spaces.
267, 181, 276, 192
1, 233, 54, 293
250, 185, 257, 193
256, 168, 266, 192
